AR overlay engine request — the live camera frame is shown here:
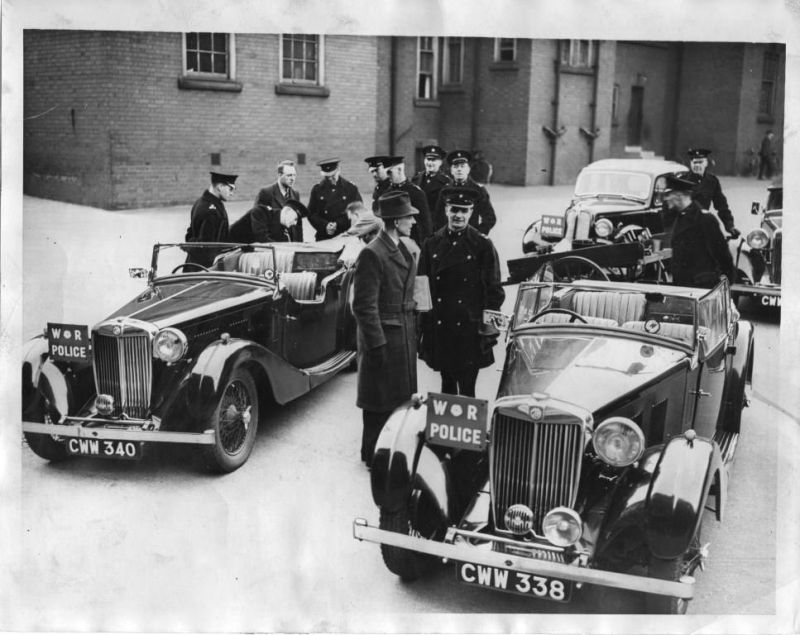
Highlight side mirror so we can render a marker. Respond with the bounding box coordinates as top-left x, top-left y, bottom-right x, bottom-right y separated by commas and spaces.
751, 201, 761, 215
129, 267, 149, 279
